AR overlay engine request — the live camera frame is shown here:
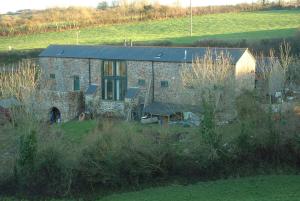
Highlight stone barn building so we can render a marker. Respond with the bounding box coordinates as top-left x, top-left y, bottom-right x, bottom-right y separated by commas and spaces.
36, 45, 256, 122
